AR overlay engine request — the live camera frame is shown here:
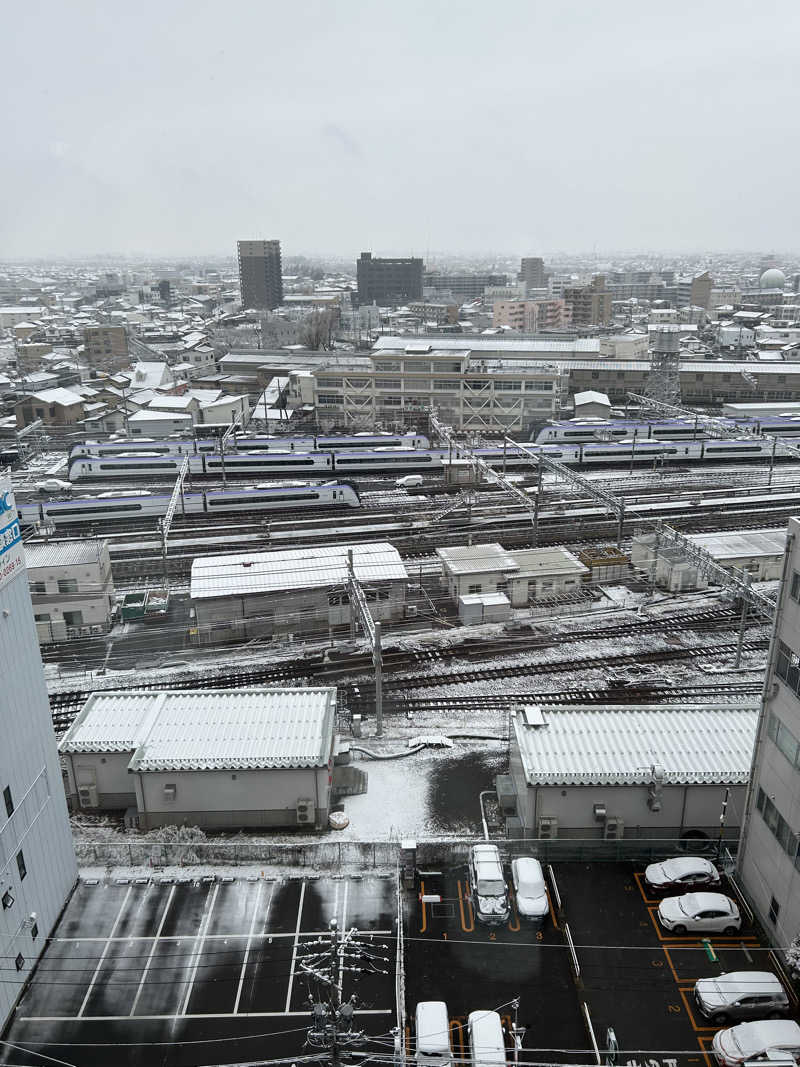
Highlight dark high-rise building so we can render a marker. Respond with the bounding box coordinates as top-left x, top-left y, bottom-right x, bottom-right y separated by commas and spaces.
237, 239, 283, 310
356, 252, 423, 306
519, 257, 545, 290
